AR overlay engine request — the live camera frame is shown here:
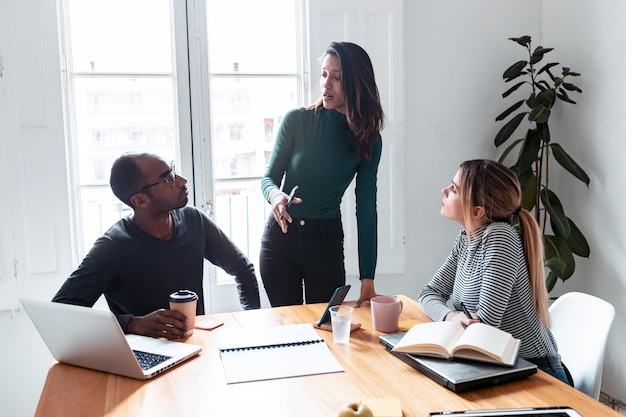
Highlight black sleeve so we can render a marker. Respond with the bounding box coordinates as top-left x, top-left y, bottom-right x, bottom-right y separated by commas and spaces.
51, 236, 131, 329
201, 214, 261, 310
